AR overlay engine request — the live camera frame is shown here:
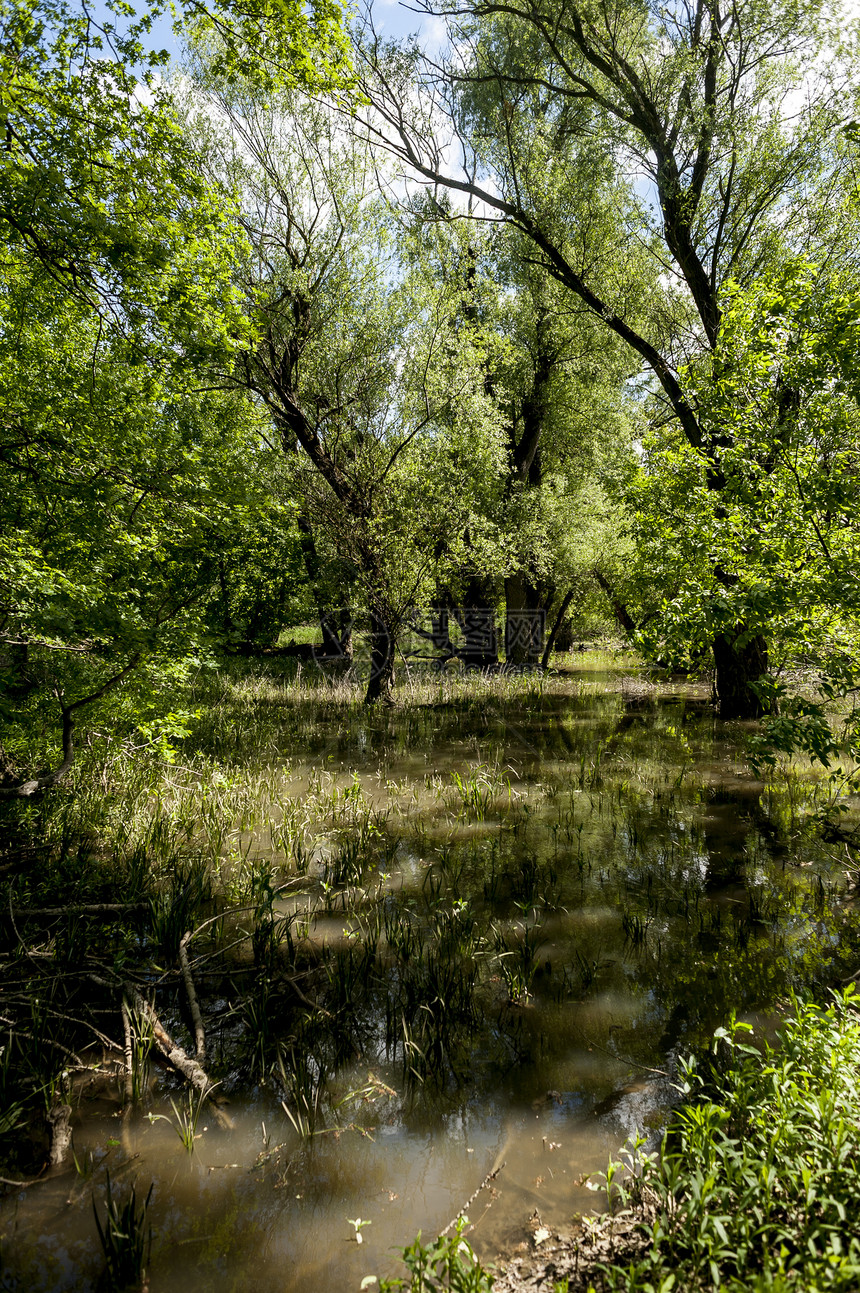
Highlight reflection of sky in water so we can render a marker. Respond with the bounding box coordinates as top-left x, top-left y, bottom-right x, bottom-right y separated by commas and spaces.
1, 665, 845, 1291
